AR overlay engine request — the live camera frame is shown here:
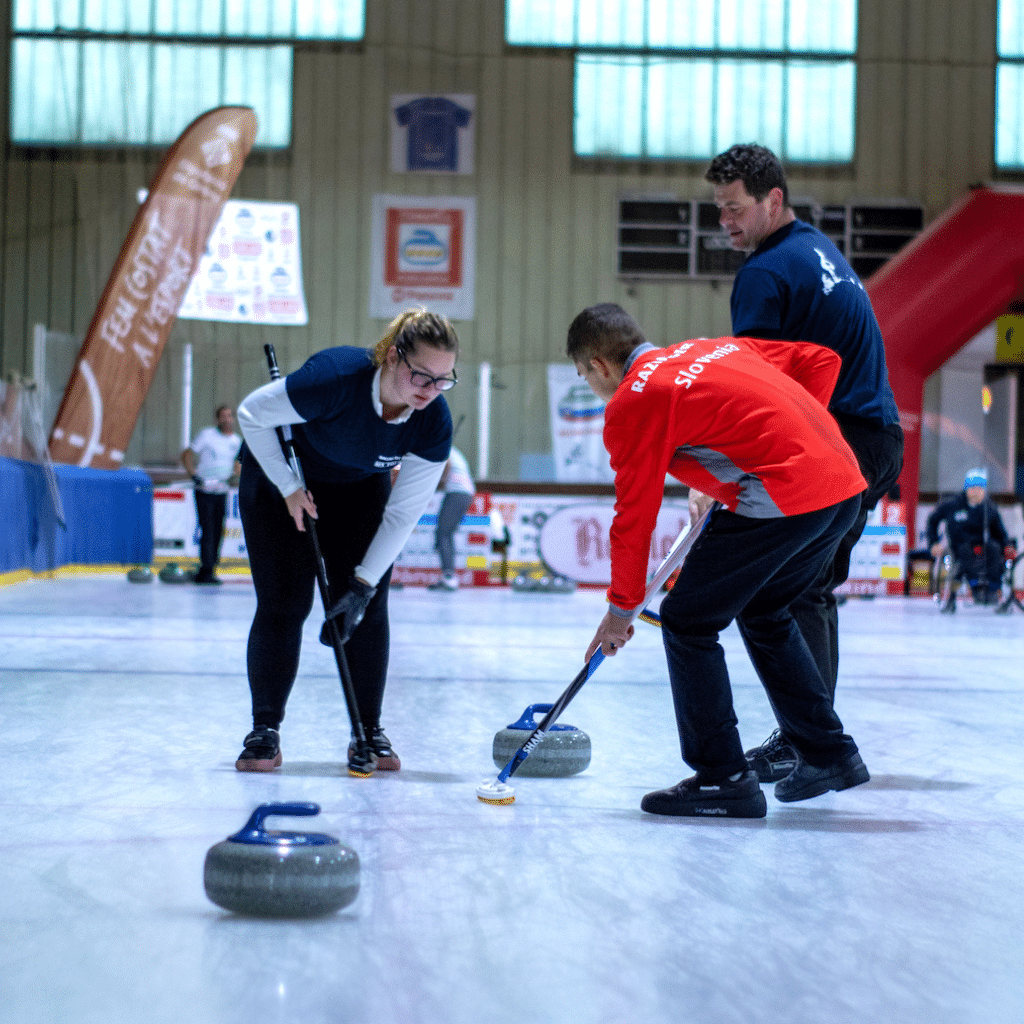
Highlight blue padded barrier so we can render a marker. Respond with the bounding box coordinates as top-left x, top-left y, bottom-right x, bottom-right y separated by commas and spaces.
1, 456, 153, 575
